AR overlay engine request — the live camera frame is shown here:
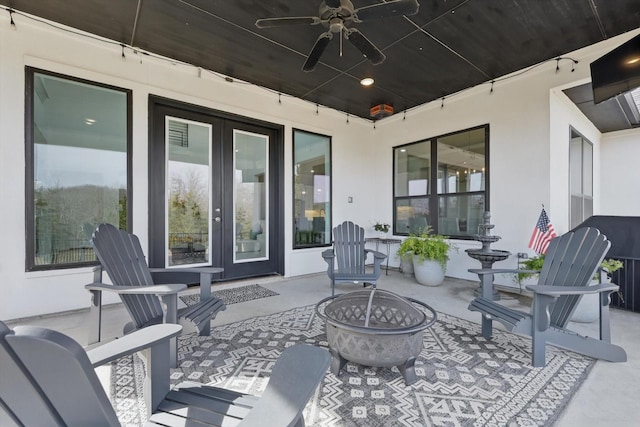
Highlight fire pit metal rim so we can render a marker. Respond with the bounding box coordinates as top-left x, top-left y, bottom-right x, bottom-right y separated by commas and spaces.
315, 289, 437, 335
